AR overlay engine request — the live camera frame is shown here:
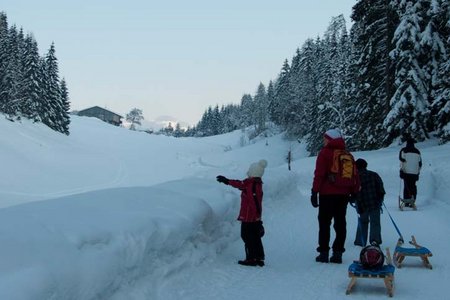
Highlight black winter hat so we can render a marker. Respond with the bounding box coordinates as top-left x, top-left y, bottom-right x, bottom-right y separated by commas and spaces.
356, 158, 368, 170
